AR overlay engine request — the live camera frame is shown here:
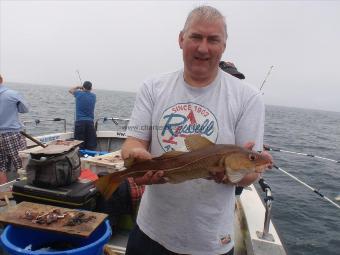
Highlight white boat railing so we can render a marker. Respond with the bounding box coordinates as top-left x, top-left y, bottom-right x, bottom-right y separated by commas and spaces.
94, 117, 130, 131
23, 118, 67, 133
